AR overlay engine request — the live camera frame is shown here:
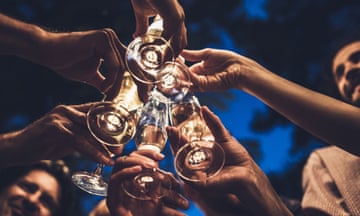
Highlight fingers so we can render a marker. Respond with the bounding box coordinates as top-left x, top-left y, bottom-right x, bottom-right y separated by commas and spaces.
133, 13, 149, 38
180, 49, 206, 62
134, 80, 151, 103
163, 13, 187, 56
132, 149, 165, 161
162, 188, 189, 211
111, 152, 160, 174
99, 29, 124, 94
167, 25, 187, 56
161, 206, 187, 216
67, 102, 99, 113
82, 56, 107, 89
166, 126, 188, 155
200, 106, 232, 143
54, 104, 114, 165
73, 134, 115, 165
187, 70, 211, 92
